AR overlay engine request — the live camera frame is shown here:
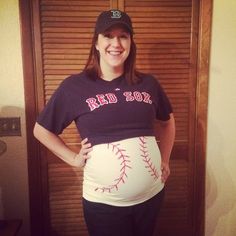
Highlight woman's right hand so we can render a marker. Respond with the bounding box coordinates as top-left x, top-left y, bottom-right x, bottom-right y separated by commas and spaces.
73, 138, 93, 168
33, 123, 93, 168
